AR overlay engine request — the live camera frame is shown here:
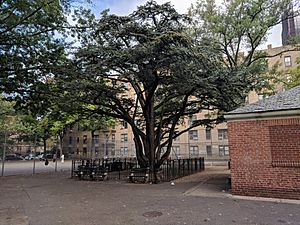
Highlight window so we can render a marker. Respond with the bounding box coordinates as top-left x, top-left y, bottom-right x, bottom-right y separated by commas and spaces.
188, 115, 197, 125
172, 146, 180, 156
218, 129, 228, 140
68, 147, 74, 154
245, 96, 249, 104
95, 147, 100, 154
190, 146, 199, 157
121, 120, 128, 129
219, 145, 229, 156
77, 137, 79, 144
206, 145, 212, 157
111, 145, 115, 156
258, 93, 269, 101
121, 133, 128, 142
120, 147, 128, 155
69, 136, 72, 145
68, 124, 74, 132
83, 147, 87, 154
188, 130, 198, 140
173, 132, 180, 141
83, 135, 87, 144
93, 135, 99, 144
174, 135, 180, 141
160, 147, 167, 156
206, 128, 211, 140
284, 56, 292, 67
